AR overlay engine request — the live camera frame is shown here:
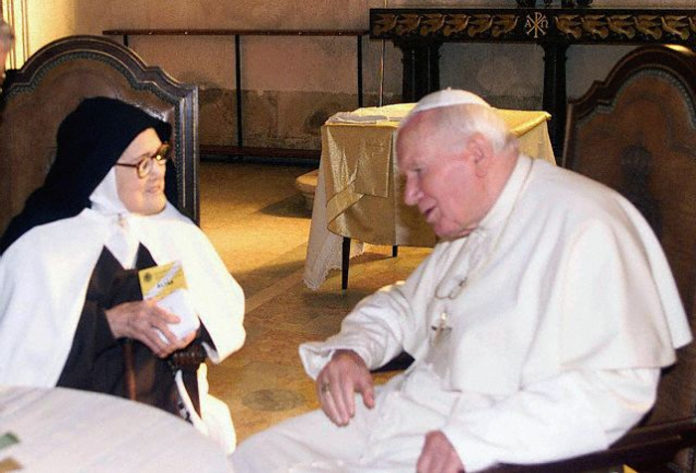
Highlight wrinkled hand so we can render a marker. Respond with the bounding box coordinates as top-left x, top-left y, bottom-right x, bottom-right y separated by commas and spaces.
316, 349, 375, 426
104, 299, 195, 358
417, 431, 465, 473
